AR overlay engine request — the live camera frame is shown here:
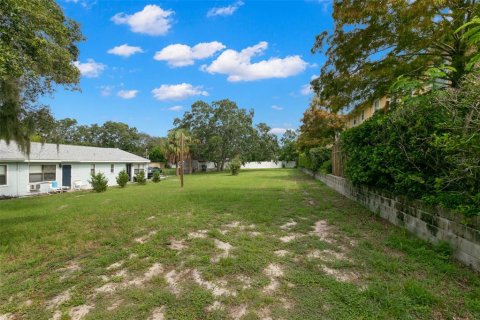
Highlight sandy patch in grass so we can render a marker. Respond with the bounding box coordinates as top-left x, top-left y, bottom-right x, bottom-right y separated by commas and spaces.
129, 253, 138, 259
51, 310, 62, 320
211, 239, 233, 262
134, 230, 157, 244
248, 231, 262, 237
106, 261, 124, 270
223, 221, 241, 228
147, 216, 156, 220
96, 263, 163, 294
274, 250, 290, 257
229, 304, 248, 320
206, 301, 225, 312
321, 266, 358, 283
68, 304, 93, 320
57, 204, 69, 210
192, 269, 236, 297
46, 288, 72, 310
263, 264, 284, 294
188, 230, 209, 239
107, 299, 124, 311
307, 249, 349, 262
310, 220, 335, 244
279, 233, 304, 243
168, 239, 187, 251
128, 263, 163, 286
257, 307, 272, 320
164, 269, 190, 296
305, 198, 317, 206
220, 221, 256, 234
0, 313, 14, 320
237, 275, 252, 290
57, 261, 80, 280
280, 297, 294, 310
280, 219, 297, 231
149, 306, 166, 320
